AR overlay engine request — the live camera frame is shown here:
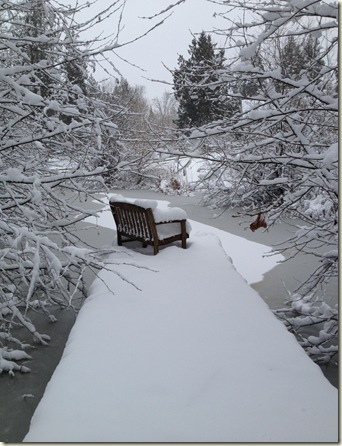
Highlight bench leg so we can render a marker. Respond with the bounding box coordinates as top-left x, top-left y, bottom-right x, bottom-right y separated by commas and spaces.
117, 233, 123, 246
181, 221, 187, 249
153, 240, 159, 255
